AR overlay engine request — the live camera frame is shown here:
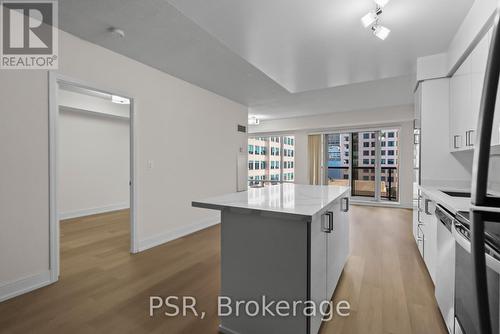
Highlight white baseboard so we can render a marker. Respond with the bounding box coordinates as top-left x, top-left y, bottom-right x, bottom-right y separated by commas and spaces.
59, 203, 129, 220
138, 216, 220, 252
0, 270, 51, 303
